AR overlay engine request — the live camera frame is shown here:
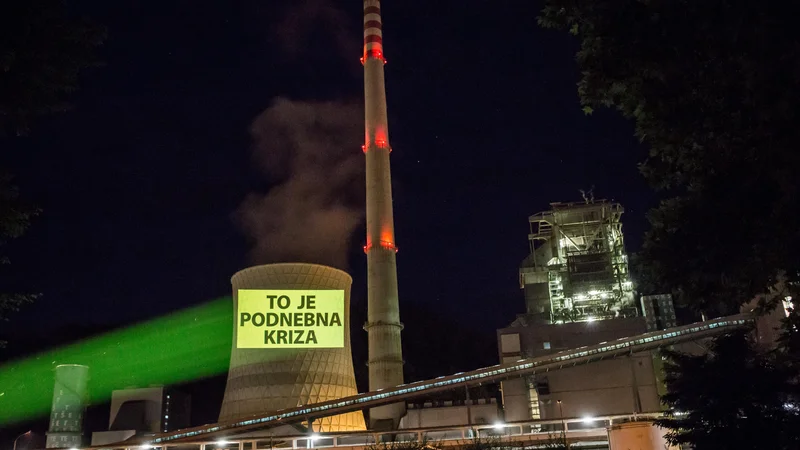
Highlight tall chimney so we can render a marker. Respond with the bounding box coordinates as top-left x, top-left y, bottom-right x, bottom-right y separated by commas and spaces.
362, 0, 405, 429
